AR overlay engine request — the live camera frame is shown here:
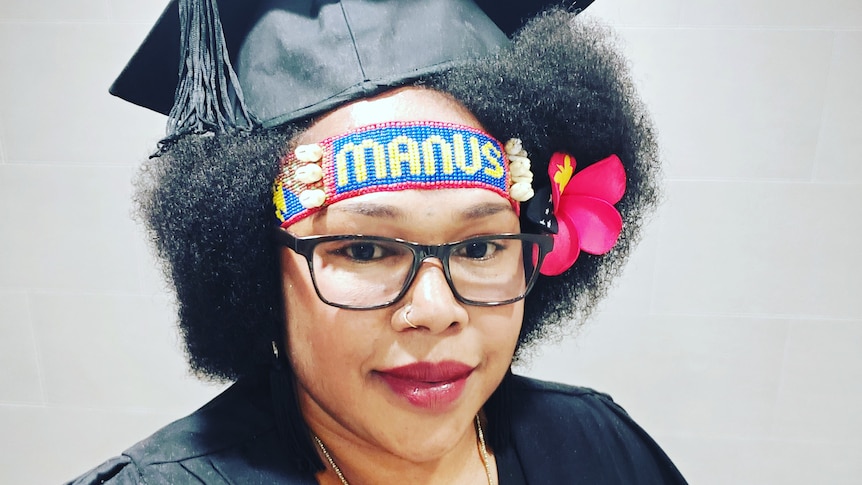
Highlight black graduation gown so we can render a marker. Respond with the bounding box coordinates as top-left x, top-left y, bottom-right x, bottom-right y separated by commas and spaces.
66, 374, 687, 484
